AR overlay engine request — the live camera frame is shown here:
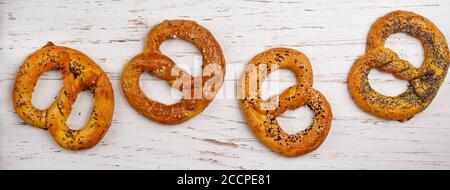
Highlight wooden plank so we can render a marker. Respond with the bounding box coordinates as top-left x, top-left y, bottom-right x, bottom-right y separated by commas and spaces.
0, 0, 449, 169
